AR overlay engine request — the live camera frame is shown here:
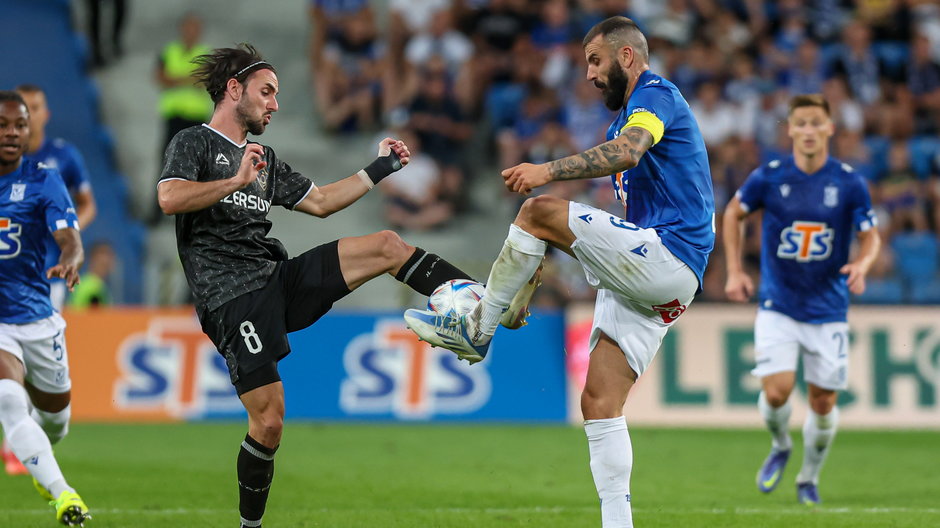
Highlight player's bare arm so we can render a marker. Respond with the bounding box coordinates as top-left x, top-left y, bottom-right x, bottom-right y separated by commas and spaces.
73, 188, 96, 228
47, 227, 83, 290
501, 127, 653, 195
723, 196, 755, 302
840, 228, 881, 295
158, 143, 265, 215
295, 138, 410, 218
